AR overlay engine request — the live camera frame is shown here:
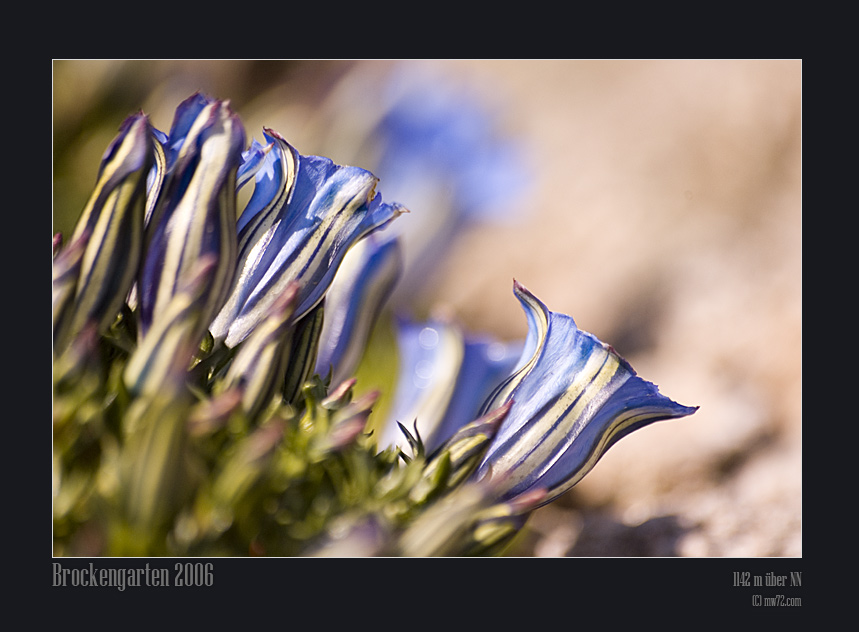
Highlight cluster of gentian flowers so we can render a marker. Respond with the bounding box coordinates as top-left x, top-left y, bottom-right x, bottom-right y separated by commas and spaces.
52, 92, 696, 557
